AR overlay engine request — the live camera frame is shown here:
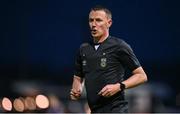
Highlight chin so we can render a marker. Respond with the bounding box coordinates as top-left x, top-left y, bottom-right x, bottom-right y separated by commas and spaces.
92, 34, 99, 38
